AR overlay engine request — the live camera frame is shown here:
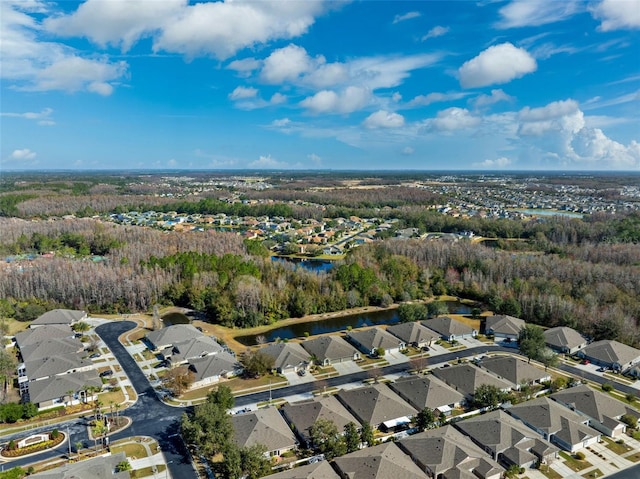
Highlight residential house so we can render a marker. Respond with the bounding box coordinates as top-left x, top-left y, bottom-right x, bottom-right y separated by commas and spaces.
431, 364, 513, 399
421, 317, 477, 342
161, 336, 224, 366
479, 356, 551, 389
454, 410, 559, 468
18, 337, 84, 363
29, 451, 130, 478
323, 245, 343, 256
27, 370, 102, 410
15, 325, 75, 347
506, 397, 601, 452
550, 384, 640, 438
301, 335, 361, 366
389, 375, 465, 415
280, 396, 361, 447
346, 327, 405, 357
336, 384, 417, 431
543, 327, 587, 355
386, 323, 439, 349
484, 315, 525, 341
146, 324, 203, 352
187, 351, 243, 390
231, 406, 298, 457
29, 309, 86, 328
260, 342, 311, 374
332, 442, 428, 479
263, 461, 339, 479
398, 425, 504, 479
577, 340, 640, 372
